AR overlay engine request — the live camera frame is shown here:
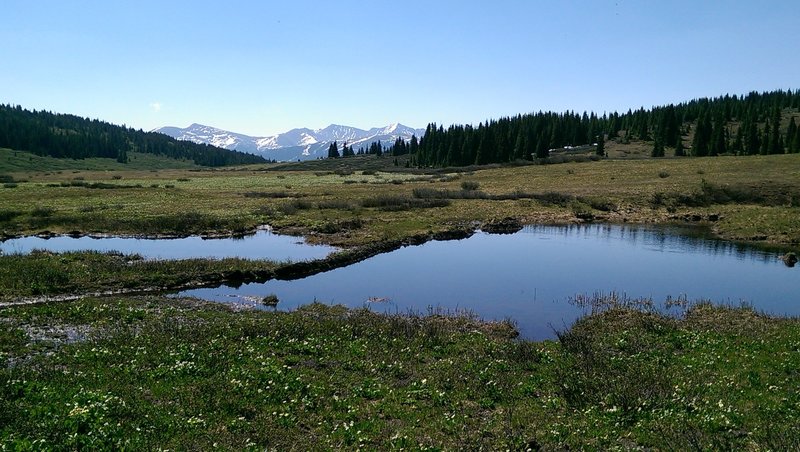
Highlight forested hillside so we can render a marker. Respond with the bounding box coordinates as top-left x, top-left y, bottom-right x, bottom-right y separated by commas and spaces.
414, 89, 800, 166
0, 104, 267, 167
